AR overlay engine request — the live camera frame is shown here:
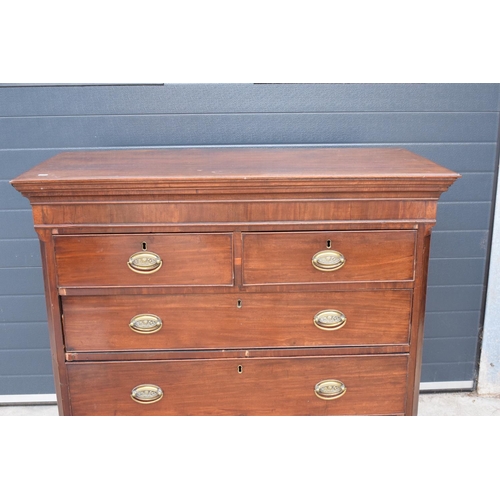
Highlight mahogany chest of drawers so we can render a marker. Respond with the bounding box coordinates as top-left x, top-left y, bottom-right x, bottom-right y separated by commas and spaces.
11, 147, 459, 416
